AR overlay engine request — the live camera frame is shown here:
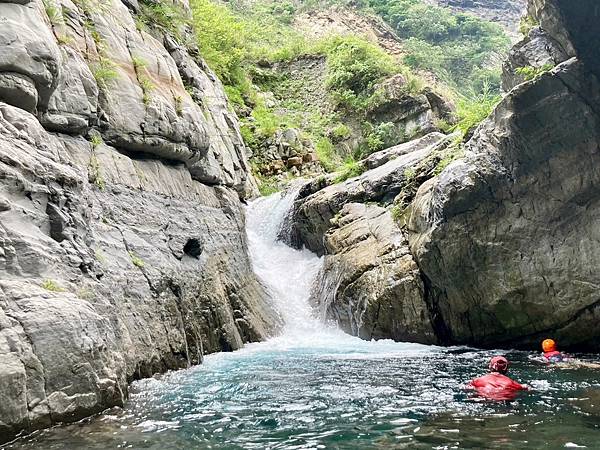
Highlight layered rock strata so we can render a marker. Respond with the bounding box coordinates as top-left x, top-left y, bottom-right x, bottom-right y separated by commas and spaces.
408, 0, 600, 349
0, 0, 279, 442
